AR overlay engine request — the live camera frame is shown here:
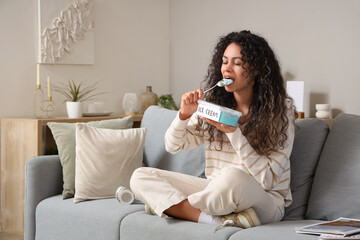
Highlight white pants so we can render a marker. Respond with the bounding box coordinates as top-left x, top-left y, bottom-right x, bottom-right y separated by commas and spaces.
130, 167, 283, 224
